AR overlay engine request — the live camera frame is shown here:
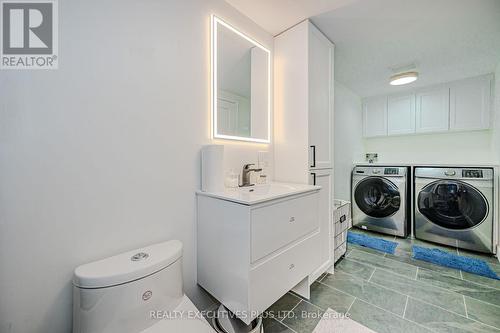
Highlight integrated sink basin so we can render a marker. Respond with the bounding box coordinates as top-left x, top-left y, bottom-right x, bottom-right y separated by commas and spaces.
197, 182, 321, 205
